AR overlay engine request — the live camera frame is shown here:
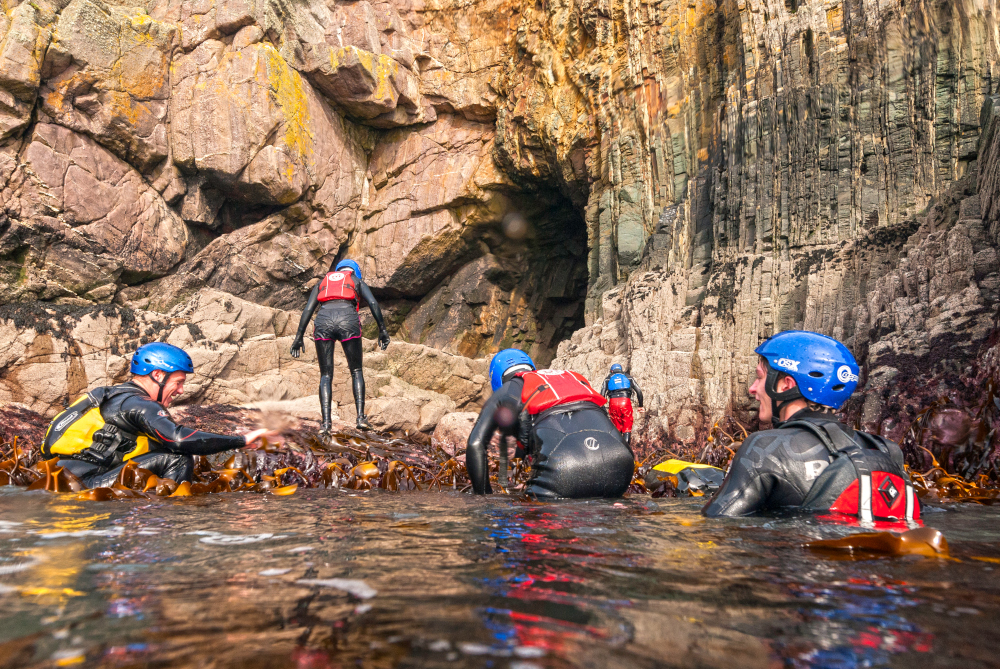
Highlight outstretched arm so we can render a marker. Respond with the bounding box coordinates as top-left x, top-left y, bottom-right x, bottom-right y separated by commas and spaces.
291, 285, 321, 357
600, 375, 610, 398
629, 375, 644, 407
357, 279, 390, 349
121, 397, 248, 456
